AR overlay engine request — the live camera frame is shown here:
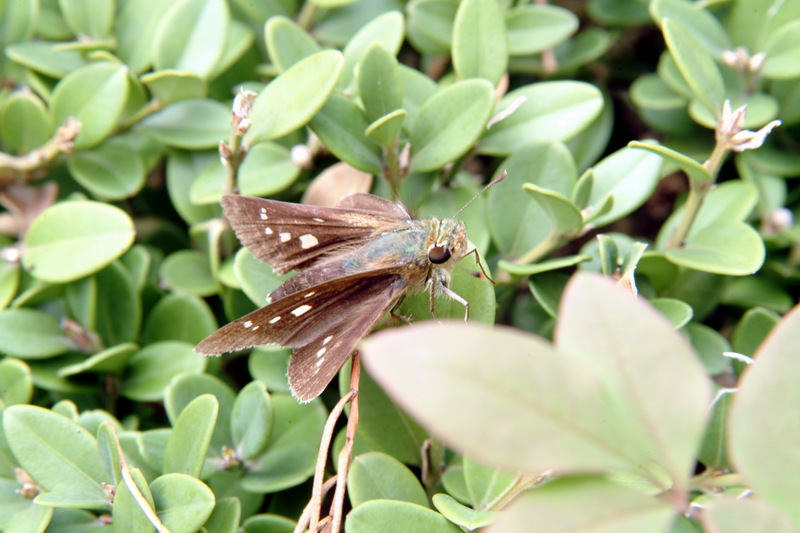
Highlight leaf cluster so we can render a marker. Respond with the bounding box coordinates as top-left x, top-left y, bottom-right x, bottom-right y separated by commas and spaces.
0, 0, 798, 532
